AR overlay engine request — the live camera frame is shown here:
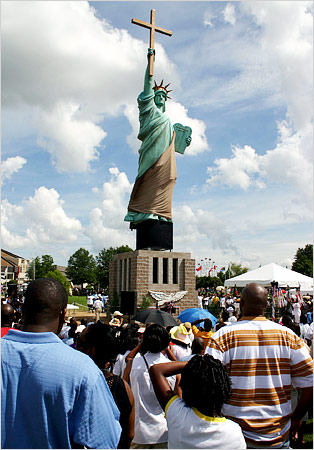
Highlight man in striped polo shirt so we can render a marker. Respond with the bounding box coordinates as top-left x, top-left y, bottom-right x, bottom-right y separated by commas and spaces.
205, 283, 313, 448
